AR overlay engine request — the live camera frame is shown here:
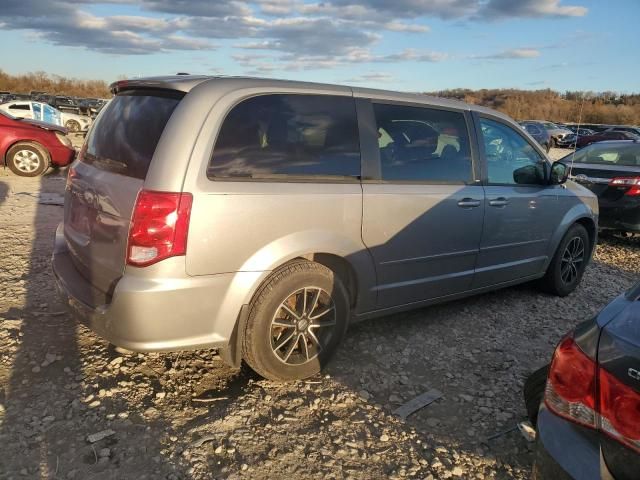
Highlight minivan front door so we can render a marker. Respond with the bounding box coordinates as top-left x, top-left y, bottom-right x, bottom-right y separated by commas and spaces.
360, 101, 484, 308
473, 115, 561, 288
